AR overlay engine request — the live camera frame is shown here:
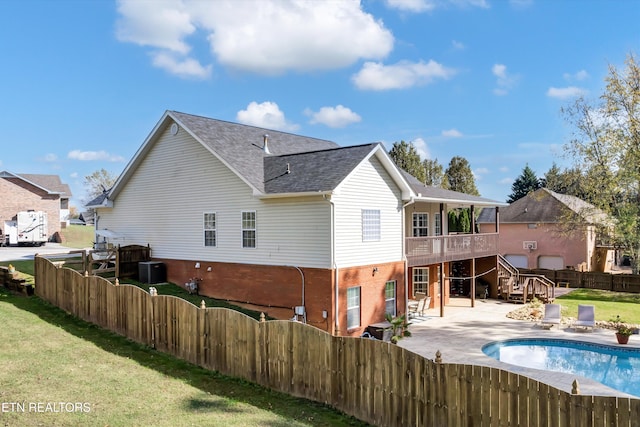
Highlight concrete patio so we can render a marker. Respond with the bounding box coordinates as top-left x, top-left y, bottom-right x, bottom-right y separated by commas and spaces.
398, 296, 640, 399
